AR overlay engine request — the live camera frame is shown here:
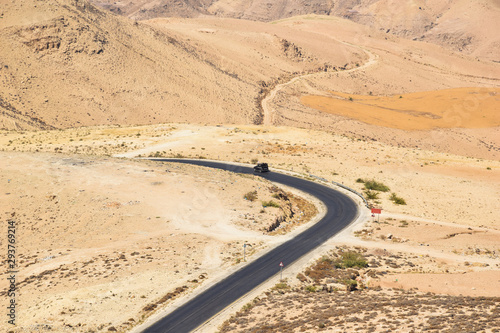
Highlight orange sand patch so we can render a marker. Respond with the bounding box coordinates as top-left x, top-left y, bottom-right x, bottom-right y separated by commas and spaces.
301, 87, 500, 131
